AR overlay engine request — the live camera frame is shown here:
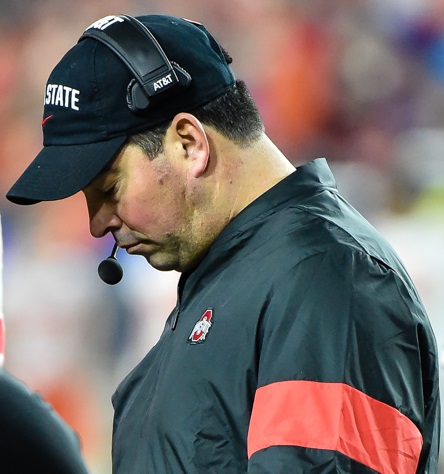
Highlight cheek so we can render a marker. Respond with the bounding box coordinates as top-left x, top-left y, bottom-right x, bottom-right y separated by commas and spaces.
118, 186, 184, 235
118, 197, 158, 232
118, 154, 188, 236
